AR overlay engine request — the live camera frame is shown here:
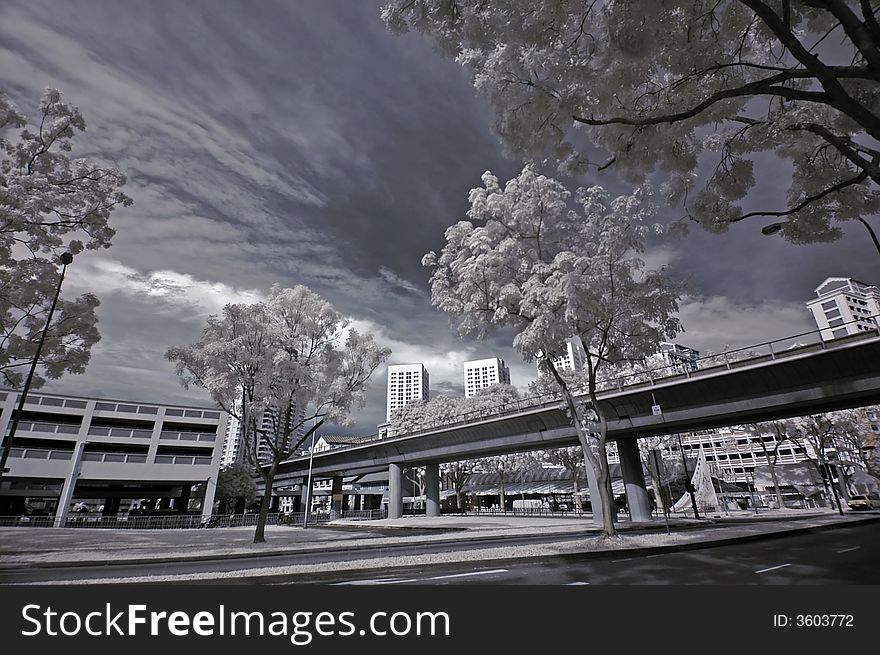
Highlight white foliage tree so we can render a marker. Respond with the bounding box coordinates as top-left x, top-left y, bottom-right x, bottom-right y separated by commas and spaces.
1, 88, 131, 388
383, 1, 880, 254
473, 451, 540, 512
423, 165, 684, 536
788, 409, 869, 505
388, 383, 521, 436
167, 285, 390, 543
441, 460, 476, 512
